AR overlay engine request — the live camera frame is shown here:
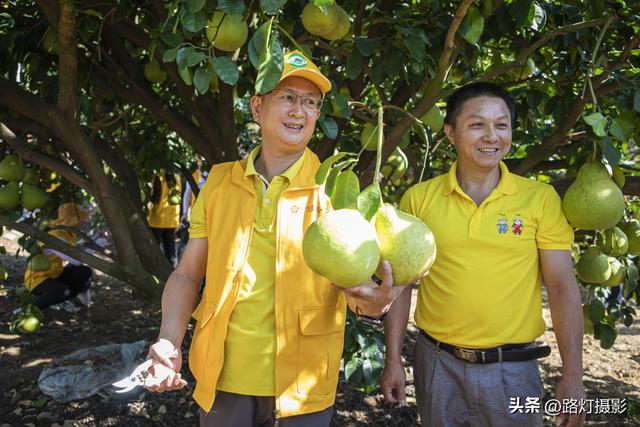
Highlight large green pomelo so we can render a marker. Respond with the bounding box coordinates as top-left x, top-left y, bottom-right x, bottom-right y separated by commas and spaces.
563, 161, 624, 230
360, 123, 382, 151
618, 220, 640, 256
21, 183, 47, 211
0, 155, 24, 181
374, 204, 436, 285
602, 257, 624, 287
320, 4, 350, 41
302, 3, 337, 37
206, 12, 248, 52
0, 181, 20, 210
29, 254, 52, 272
302, 209, 380, 288
576, 245, 611, 284
597, 226, 628, 256
144, 61, 167, 84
